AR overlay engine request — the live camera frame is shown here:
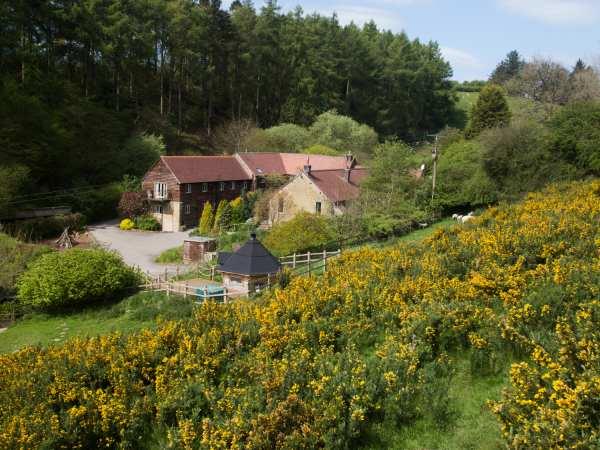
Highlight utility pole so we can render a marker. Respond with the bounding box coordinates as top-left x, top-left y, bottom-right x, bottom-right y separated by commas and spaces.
428, 134, 439, 202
